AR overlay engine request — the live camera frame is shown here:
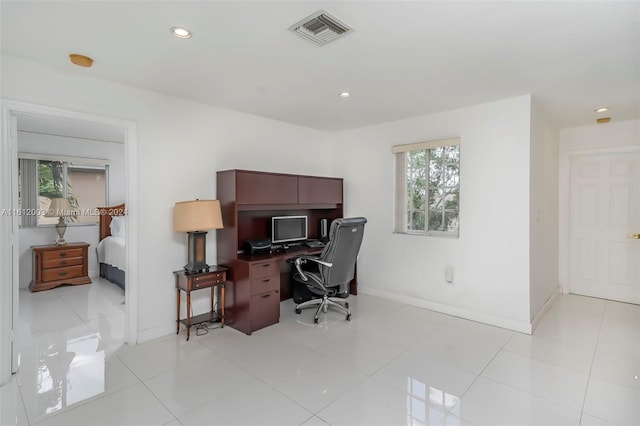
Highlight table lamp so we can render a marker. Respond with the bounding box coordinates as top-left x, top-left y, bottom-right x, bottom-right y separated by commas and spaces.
45, 197, 73, 246
174, 199, 223, 274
